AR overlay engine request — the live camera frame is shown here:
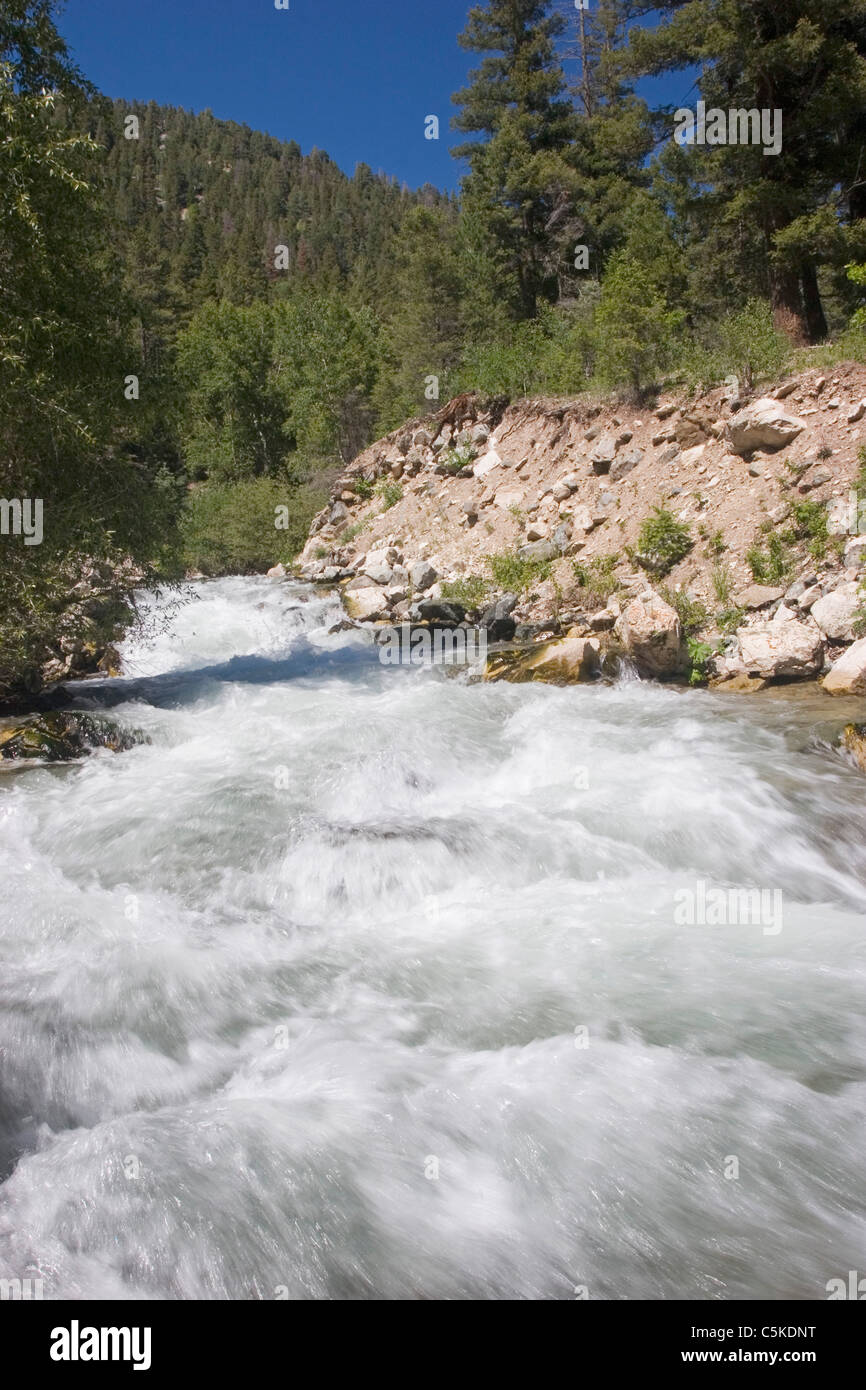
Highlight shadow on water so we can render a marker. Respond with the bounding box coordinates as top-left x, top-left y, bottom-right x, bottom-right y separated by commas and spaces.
36, 636, 392, 712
